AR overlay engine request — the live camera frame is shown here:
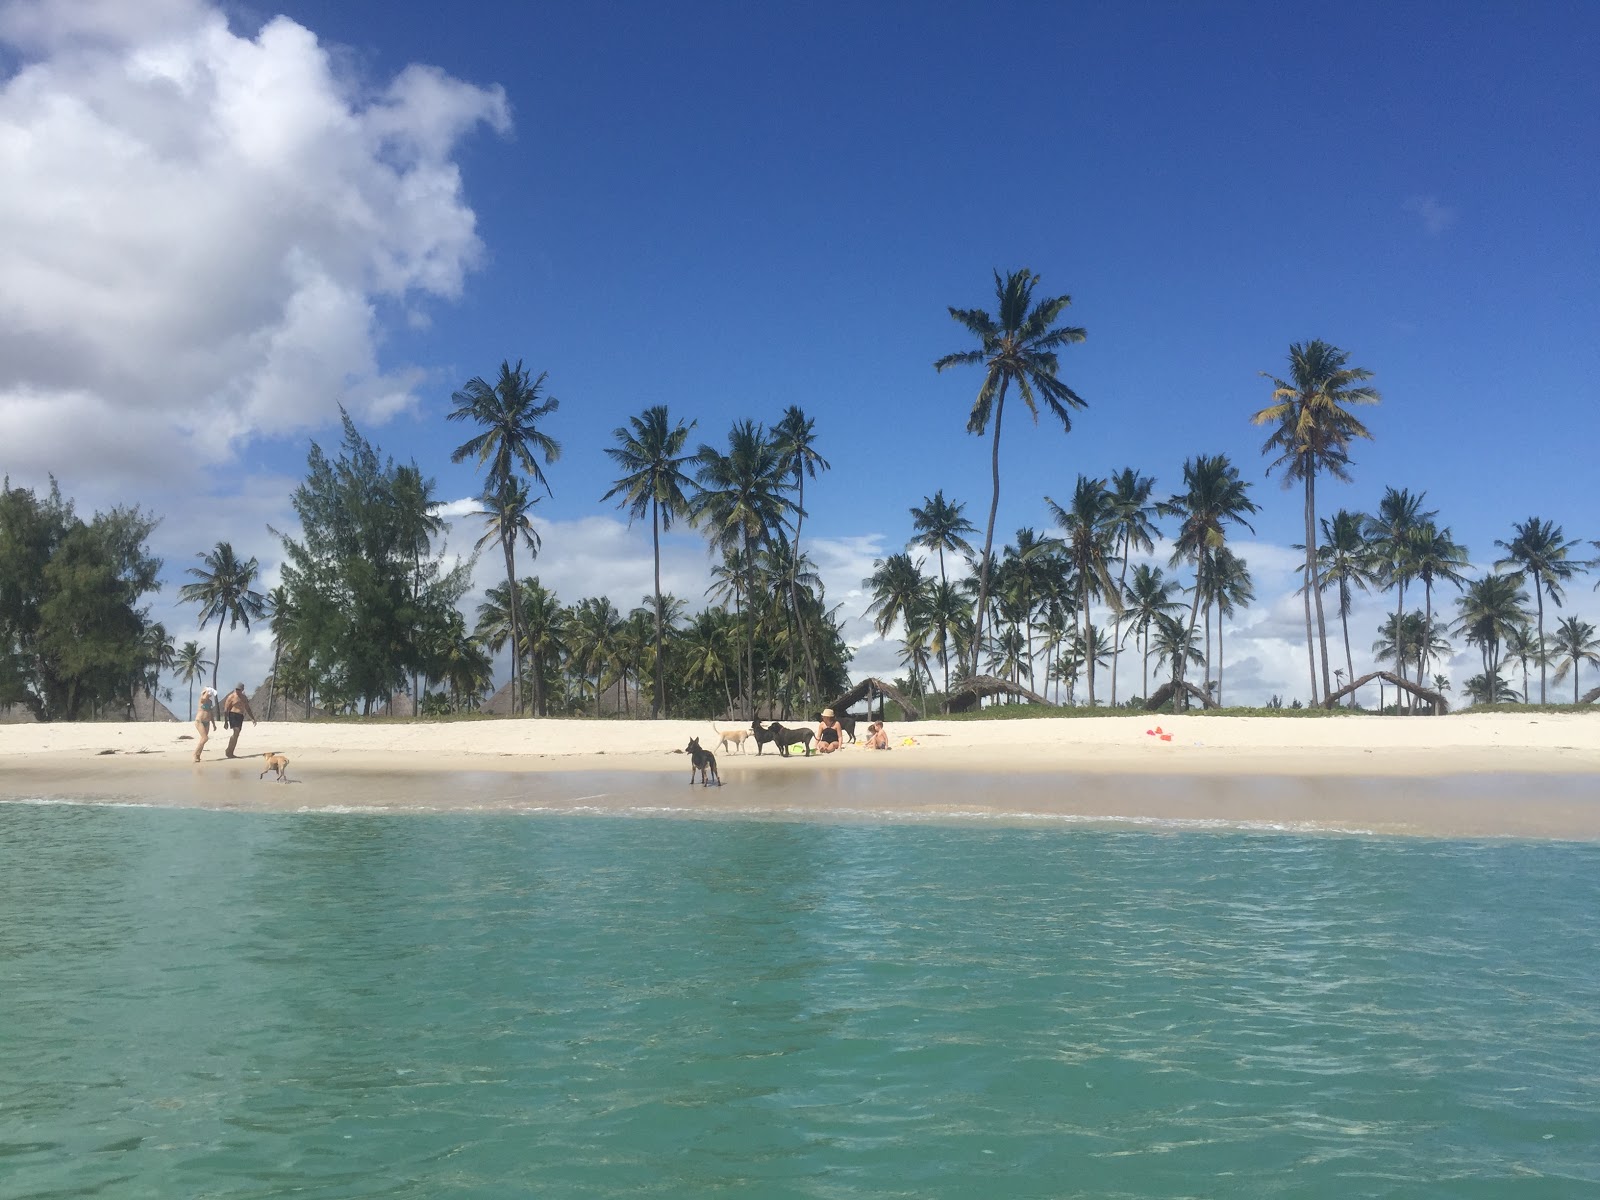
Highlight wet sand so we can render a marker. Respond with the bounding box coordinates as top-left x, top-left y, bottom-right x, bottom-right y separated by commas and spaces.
1, 712, 1597, 838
